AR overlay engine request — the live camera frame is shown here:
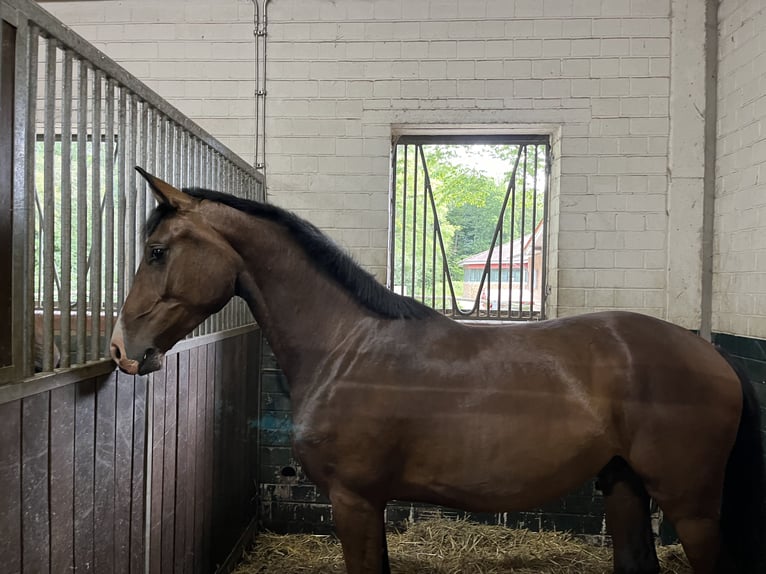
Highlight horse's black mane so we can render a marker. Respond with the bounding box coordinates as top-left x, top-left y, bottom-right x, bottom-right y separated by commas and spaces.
146, 186, 438, 320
